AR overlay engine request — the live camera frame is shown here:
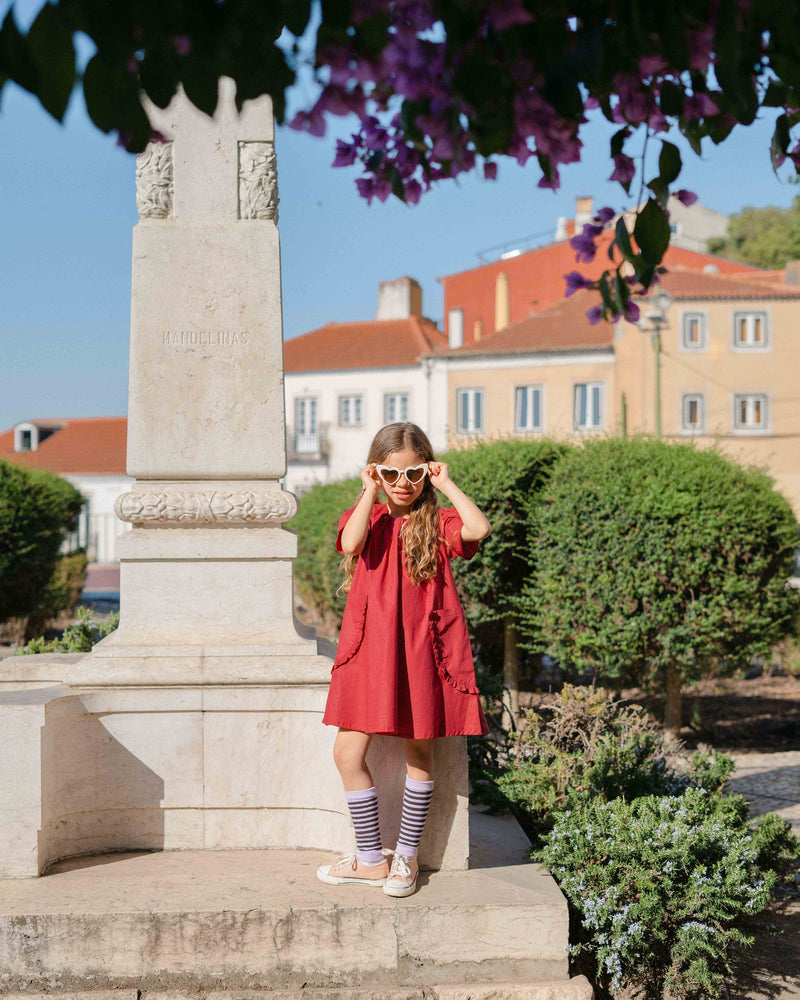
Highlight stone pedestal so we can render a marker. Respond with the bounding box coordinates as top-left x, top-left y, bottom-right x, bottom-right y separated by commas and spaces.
0, 78, 470, 877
